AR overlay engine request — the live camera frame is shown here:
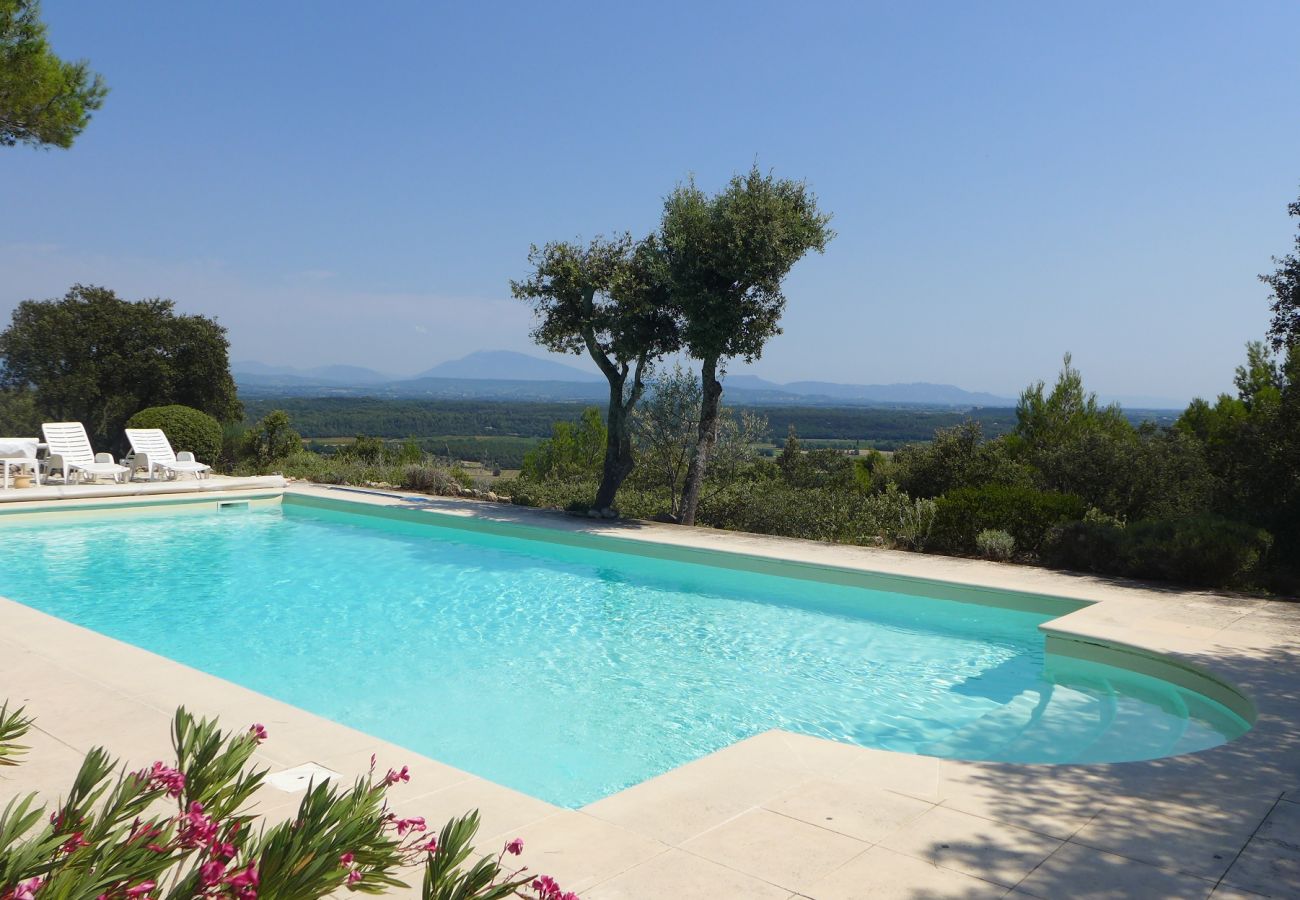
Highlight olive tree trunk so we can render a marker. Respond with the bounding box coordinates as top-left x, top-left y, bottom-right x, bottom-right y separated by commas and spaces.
678, 357, 724, 526
593, 374, 641, 511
